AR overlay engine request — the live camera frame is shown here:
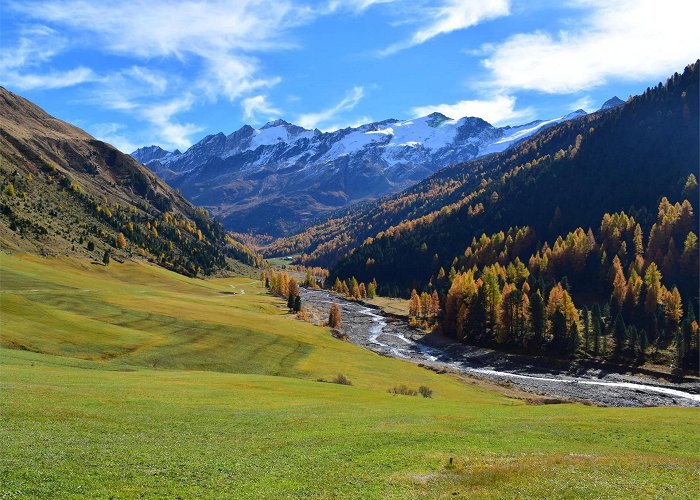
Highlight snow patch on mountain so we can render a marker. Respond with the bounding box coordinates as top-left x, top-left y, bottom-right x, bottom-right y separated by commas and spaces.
131, 106, 591, 235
